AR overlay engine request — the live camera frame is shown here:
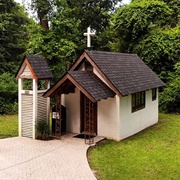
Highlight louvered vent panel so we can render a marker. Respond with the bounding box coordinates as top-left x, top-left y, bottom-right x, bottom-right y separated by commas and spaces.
37, 93, 47, 122
22, 94, 33, 138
